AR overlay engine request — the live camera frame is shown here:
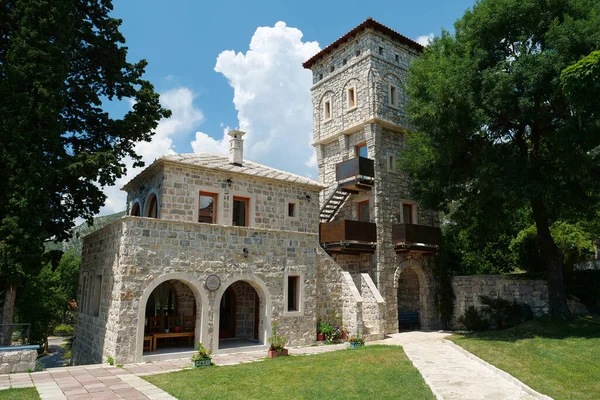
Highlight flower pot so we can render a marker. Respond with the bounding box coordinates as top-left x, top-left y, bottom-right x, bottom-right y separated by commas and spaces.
317, 333, 324, 341
341, 331, 347, 340
173, 326, 181, 333
191, 358, 212, 368
268, 349, 288, 359
349, 341, 364, 349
